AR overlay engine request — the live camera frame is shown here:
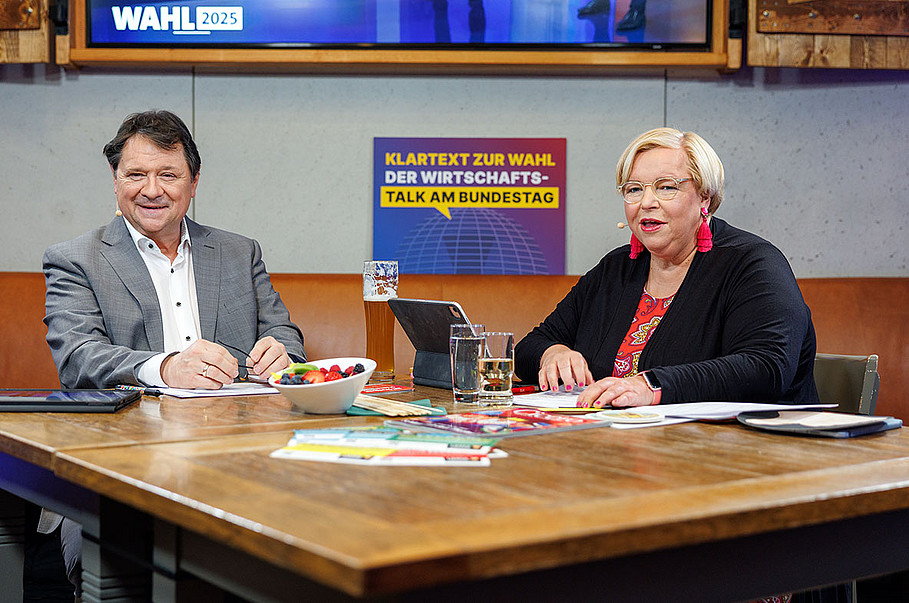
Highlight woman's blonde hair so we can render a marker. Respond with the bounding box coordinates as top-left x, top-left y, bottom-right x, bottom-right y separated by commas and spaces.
615, 128, 724, 214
